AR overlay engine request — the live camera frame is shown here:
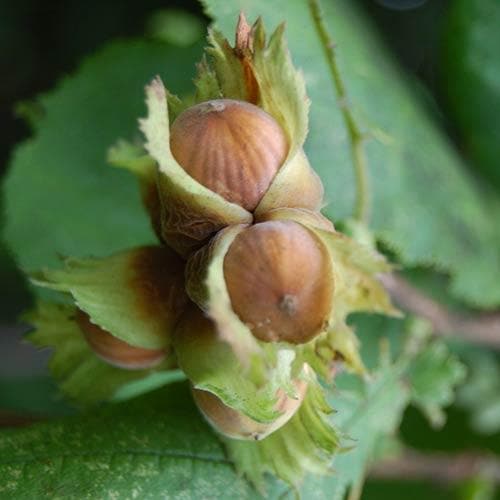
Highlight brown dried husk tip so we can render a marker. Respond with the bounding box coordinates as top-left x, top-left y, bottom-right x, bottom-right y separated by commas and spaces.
170, 99, 289, 211
192, 376, 308, 440
76, 310, 167, 370
223, 220, 334, 344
